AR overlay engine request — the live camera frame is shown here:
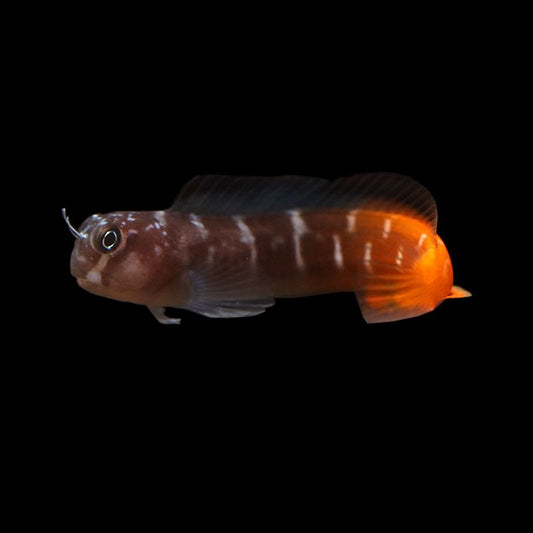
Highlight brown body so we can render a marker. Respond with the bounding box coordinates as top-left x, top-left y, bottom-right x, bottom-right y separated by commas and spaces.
66, 173, 469, 324
160, 210, 454, 321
